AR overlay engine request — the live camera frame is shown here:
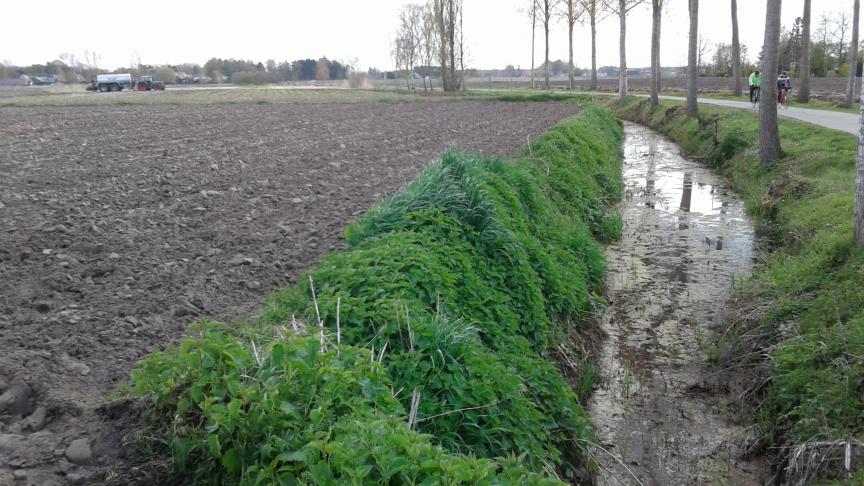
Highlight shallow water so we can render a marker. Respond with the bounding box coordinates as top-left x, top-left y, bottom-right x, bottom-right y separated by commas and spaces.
587, 123, 767, 485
